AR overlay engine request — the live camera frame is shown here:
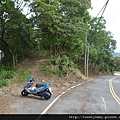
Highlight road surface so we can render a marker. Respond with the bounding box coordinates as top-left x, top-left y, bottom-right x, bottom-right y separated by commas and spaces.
46, 75, 120, 114
11, 75, 120, 114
